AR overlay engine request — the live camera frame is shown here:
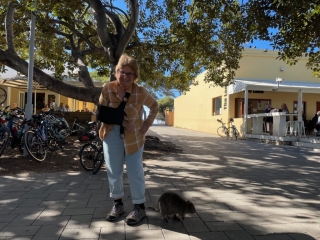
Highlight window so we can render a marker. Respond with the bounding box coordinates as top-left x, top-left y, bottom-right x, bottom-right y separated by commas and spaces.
213, 97, 222, 115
